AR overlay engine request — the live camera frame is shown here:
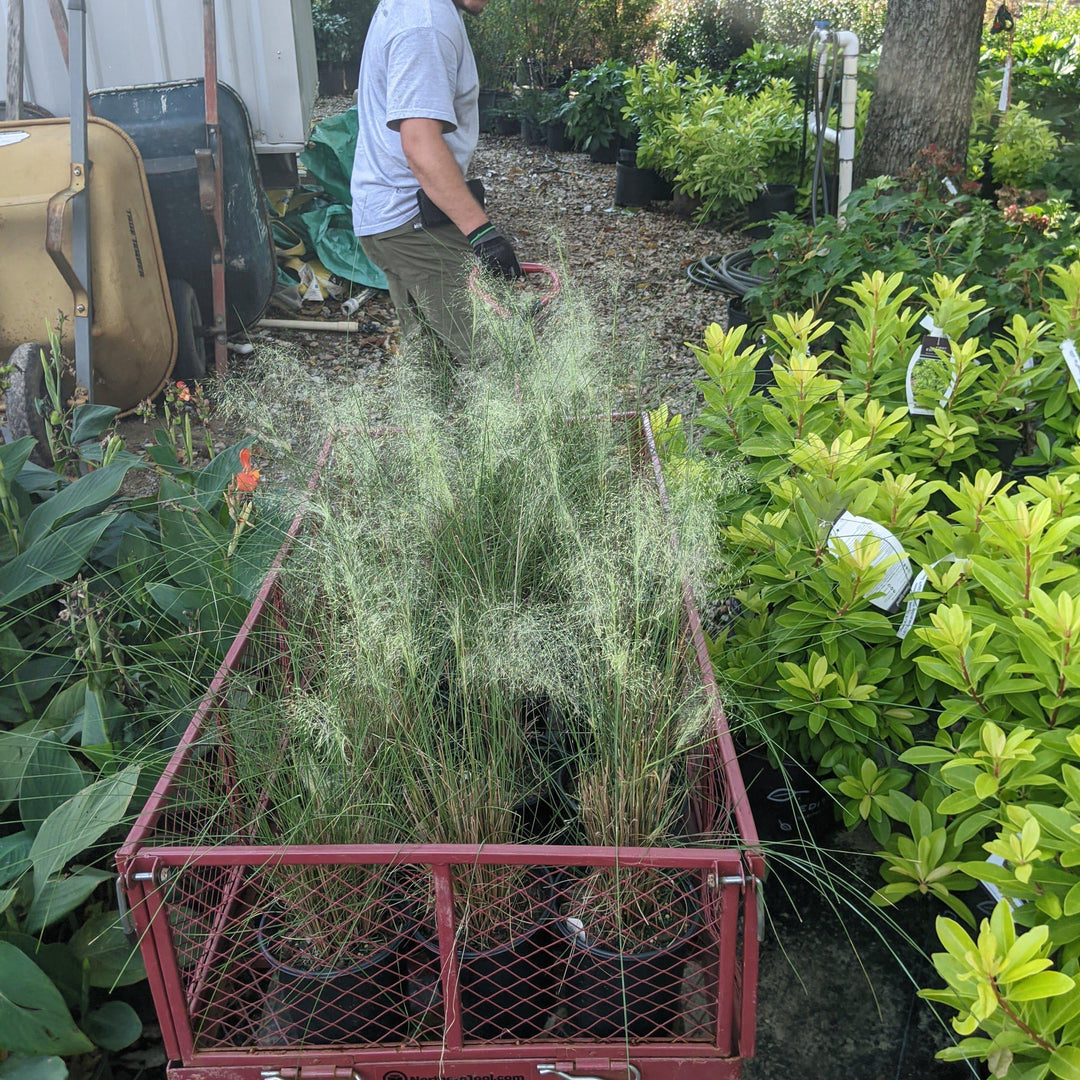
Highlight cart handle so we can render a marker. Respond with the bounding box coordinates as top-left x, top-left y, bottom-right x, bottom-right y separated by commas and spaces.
45, 165, 89, 314
468, 261, 560, 319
